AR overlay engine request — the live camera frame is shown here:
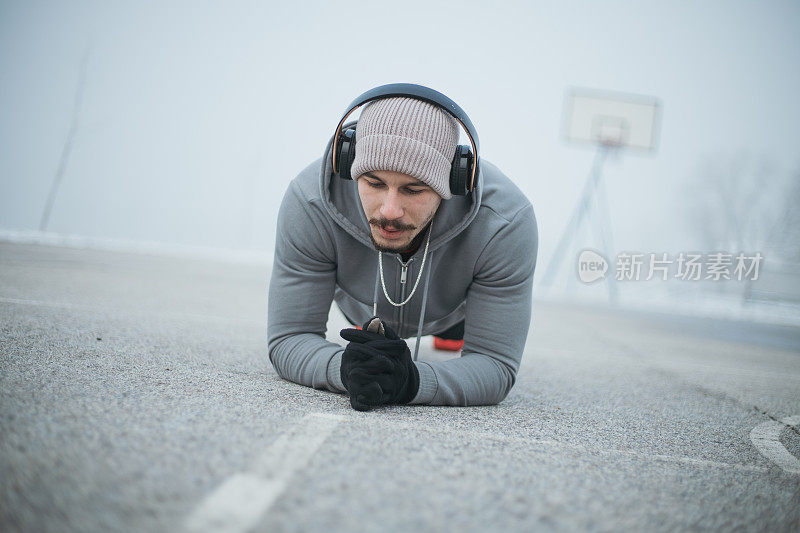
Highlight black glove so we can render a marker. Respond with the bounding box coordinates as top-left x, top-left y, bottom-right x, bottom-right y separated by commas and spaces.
339, 317, 420, 411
